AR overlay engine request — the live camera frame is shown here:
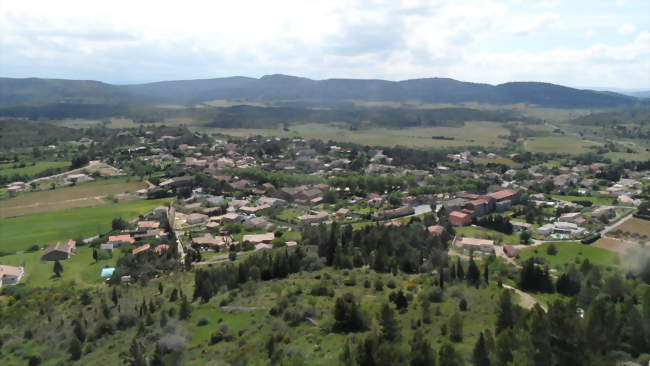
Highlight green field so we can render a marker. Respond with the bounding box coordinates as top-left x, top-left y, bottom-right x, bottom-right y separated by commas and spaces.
456, 226, 522, 245
519, 242, 618, 269
0, 161, 70, 178
524, 136, 602, 155
549, 194, 615, 205
196, 121, 511, 148
0, 246, 118, 288
0, 177, 148, 218
0, 198, 171, 253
